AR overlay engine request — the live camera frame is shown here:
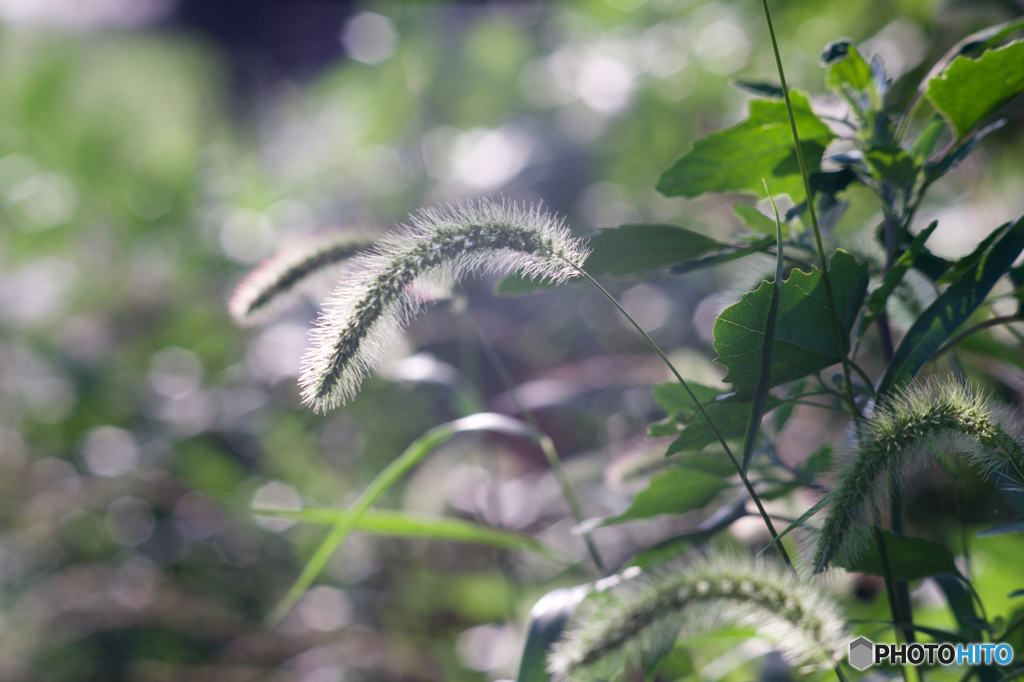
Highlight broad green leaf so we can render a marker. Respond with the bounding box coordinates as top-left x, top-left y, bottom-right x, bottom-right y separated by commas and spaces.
878, 216, 1024, 396
666, 395, 783, 455
920, 17, 1024, 94
517, 584, 592, 682
936, 223, 1009, 286
839, 528, 958, 579
495, 272, 558, 295
652, 382, 723, 416
929, 119, 1006, 180
669, 236, 775, 274
741, 188, 785, 474
628, 498, 748, 569
925, 40, 1024, 139
583, 224, 726, 277
858, 221, 939, 338
822, 40, 873, 97
672, 453, 738, 478
600, 468, 729, 525
934, 574, 985, 641
801, 443, 834, 479
910, 115, 946, 160
266, 413, 547, 624
865, 145, 918, 188
772, 380, 806, 433
732, 78, 783, 98
734, 204, 789, 240
657, 92, 835, 200
713, 250, 869, 396
253, 508, 567, 562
